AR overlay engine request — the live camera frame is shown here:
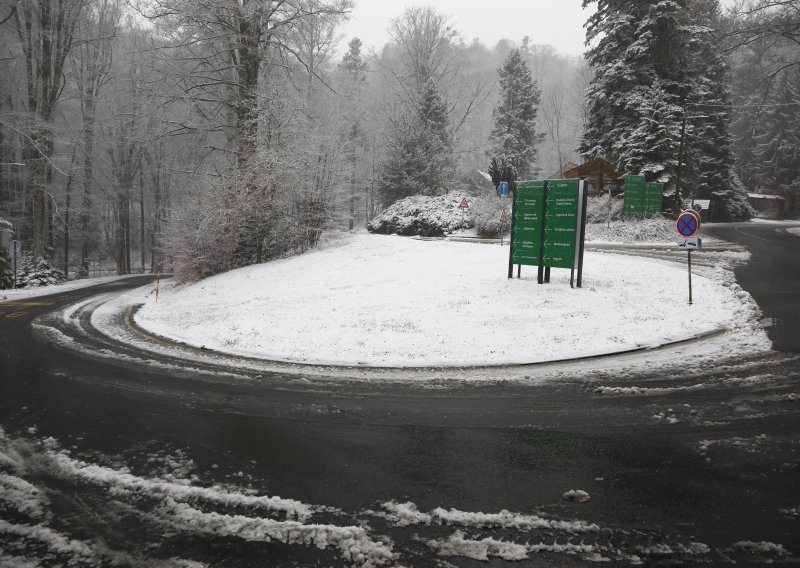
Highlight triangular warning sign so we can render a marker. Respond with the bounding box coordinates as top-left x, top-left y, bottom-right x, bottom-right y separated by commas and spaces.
458, 197, 469, 209
500, 209, 509, 224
